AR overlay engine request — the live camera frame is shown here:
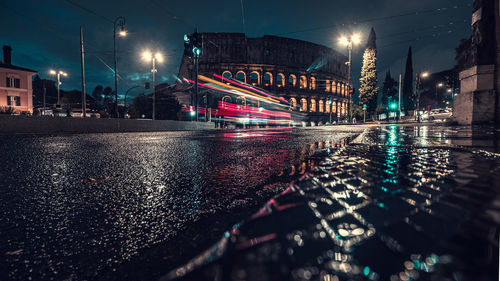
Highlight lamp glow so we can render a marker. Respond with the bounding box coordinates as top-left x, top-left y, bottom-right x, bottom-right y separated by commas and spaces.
421, 72, 429, 78
154, 52, 163, 63
49, 70, 56, 75
142, 51, 152, 61
339, 36, 349, 46
352, 33, 361, 45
